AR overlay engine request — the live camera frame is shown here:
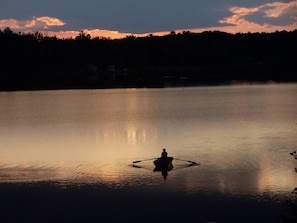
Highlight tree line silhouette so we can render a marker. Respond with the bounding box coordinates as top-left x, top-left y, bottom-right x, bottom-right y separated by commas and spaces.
1, 27, 296, 90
